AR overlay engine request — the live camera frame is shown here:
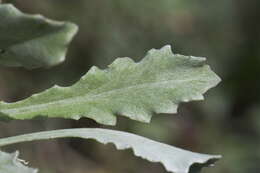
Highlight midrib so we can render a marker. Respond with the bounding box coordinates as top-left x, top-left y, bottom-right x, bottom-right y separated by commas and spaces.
1, 78, 201, 115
